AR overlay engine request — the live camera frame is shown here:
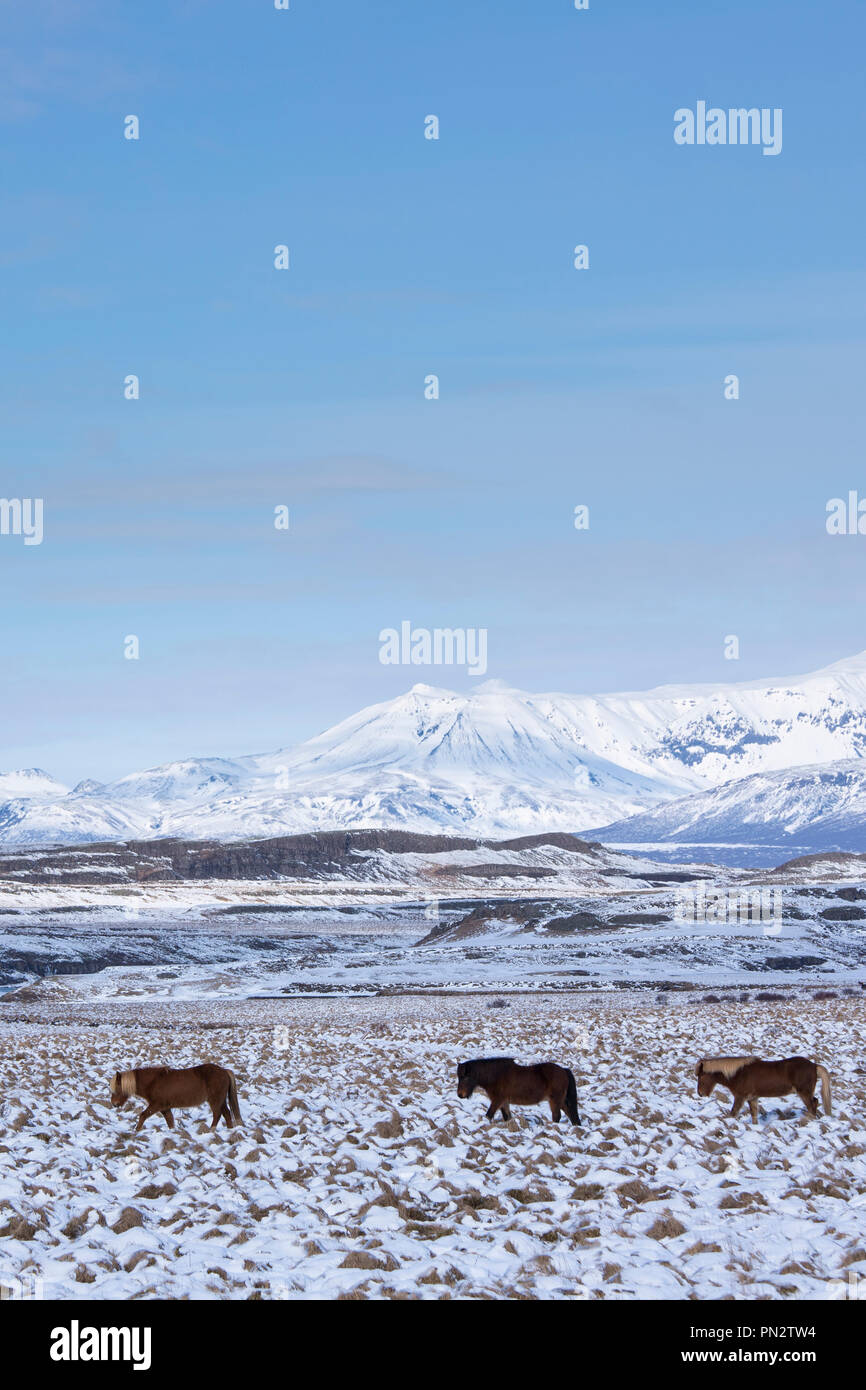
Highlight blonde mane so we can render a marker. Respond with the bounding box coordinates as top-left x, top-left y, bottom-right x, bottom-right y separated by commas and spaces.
110, 1070, 138, 1097
696, 1055, 758, 1078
